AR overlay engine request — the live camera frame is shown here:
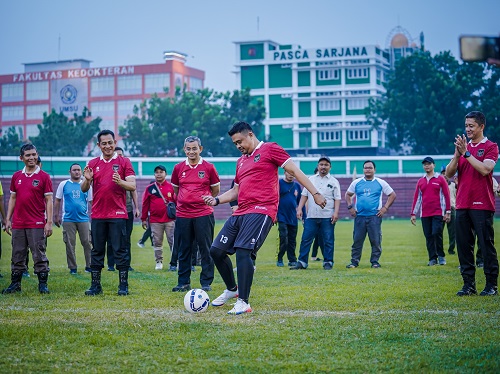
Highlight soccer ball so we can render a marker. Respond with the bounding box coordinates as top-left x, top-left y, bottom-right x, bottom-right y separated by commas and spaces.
184, 289, 210, 313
